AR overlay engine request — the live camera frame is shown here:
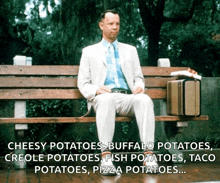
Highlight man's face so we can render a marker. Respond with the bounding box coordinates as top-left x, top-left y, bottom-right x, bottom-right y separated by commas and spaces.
99, 12, 120, 43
